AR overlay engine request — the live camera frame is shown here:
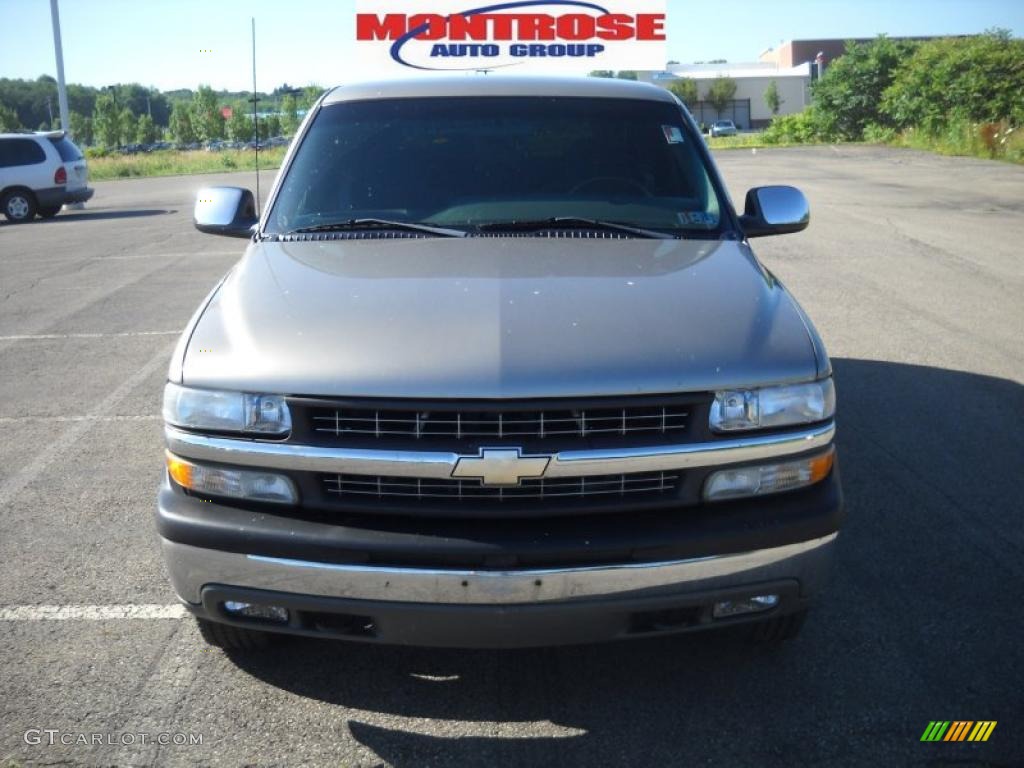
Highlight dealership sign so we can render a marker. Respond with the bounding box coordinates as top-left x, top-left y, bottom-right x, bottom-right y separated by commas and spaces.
355, 0, 667, 73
